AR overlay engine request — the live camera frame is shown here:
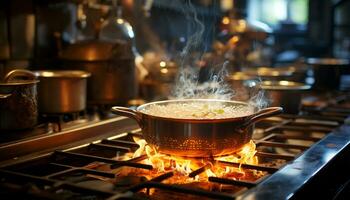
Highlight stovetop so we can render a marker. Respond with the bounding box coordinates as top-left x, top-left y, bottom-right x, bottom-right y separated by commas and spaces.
0, 107, 118, 147
1, 93, 350, 199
